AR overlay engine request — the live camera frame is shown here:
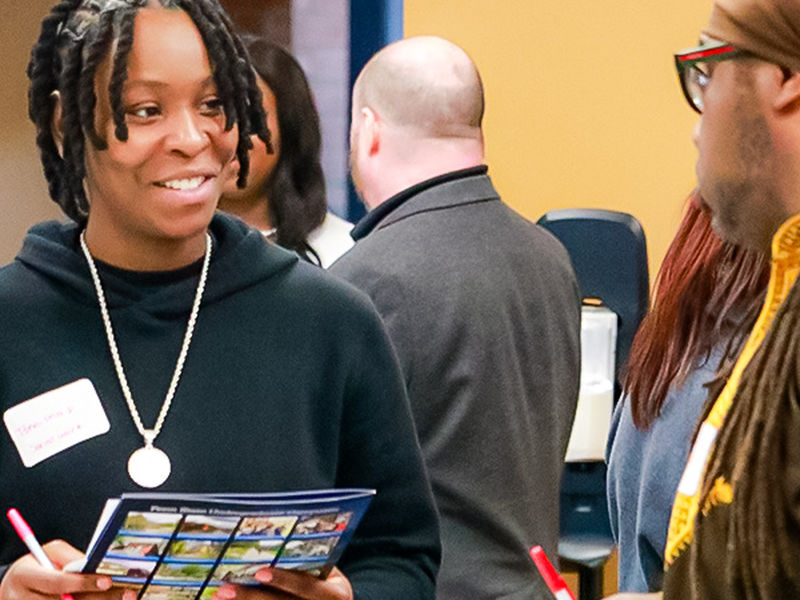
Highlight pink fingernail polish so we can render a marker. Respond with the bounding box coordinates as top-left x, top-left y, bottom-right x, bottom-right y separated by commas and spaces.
255, 568, 273, 583
97, 577, 112, 590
